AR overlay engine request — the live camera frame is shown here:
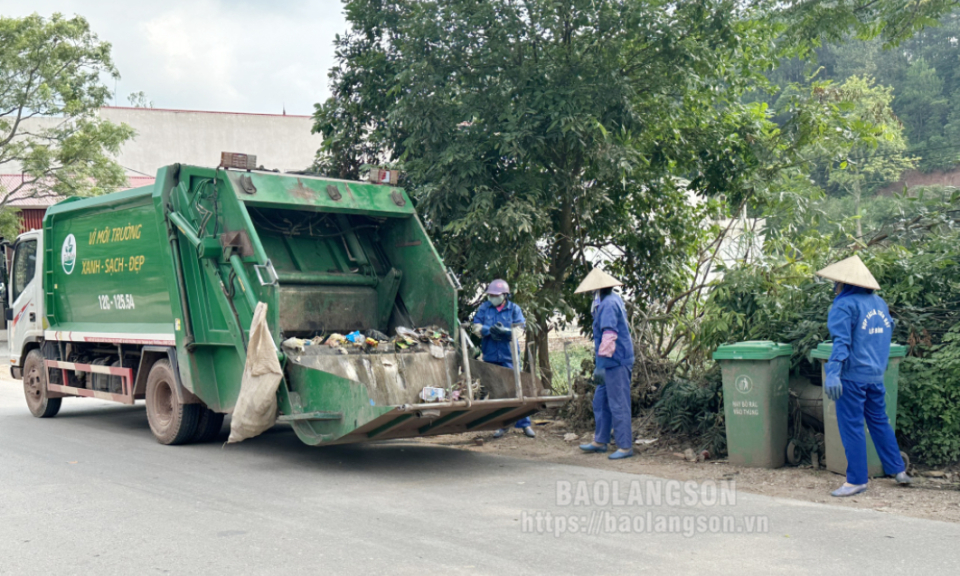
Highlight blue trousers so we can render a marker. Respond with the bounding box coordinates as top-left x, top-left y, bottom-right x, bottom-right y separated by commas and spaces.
487, 359, 532, 428
593, 365, 633, 450
836, 378, 905, 485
